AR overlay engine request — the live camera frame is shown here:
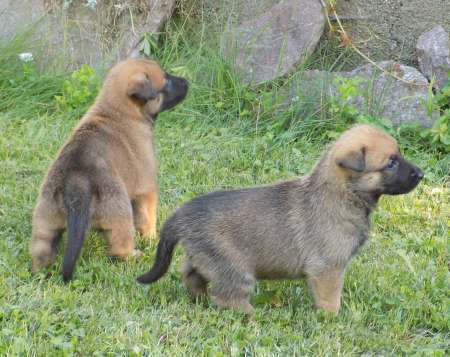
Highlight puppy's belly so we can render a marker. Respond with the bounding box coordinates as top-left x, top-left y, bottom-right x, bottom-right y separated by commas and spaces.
254, 265, 303, 280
